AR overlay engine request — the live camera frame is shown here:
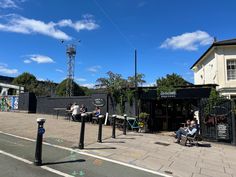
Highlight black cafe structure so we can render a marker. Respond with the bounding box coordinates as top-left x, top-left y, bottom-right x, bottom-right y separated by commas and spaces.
138, 84, 215, 132
18, 84, 215, 132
